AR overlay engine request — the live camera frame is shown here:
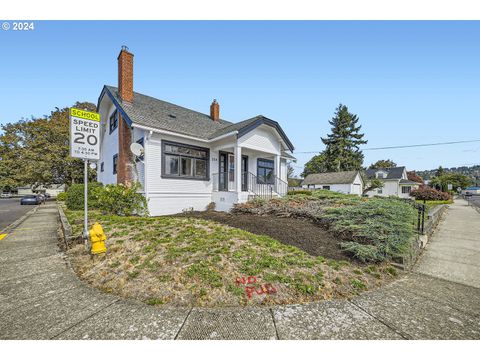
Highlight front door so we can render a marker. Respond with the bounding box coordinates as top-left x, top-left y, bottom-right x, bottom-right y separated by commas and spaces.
219, 152, 228, 191
218, 152, 248, 192
241, 156, 248, 191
